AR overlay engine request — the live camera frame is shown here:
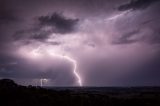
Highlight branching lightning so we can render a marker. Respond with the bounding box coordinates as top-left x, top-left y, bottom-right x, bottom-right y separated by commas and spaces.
47, 51, 82, 86
107, 10, 131, 21
31, 46, 82, 86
